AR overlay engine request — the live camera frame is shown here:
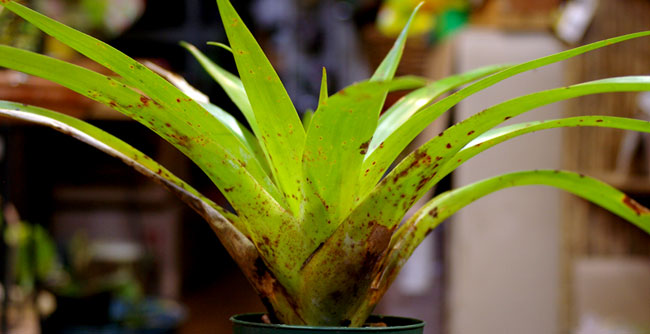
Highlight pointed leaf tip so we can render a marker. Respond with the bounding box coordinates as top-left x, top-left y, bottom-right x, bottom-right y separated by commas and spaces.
207, 41, 233, 53
319, 67, 328, 106
371, 1, 423, 82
